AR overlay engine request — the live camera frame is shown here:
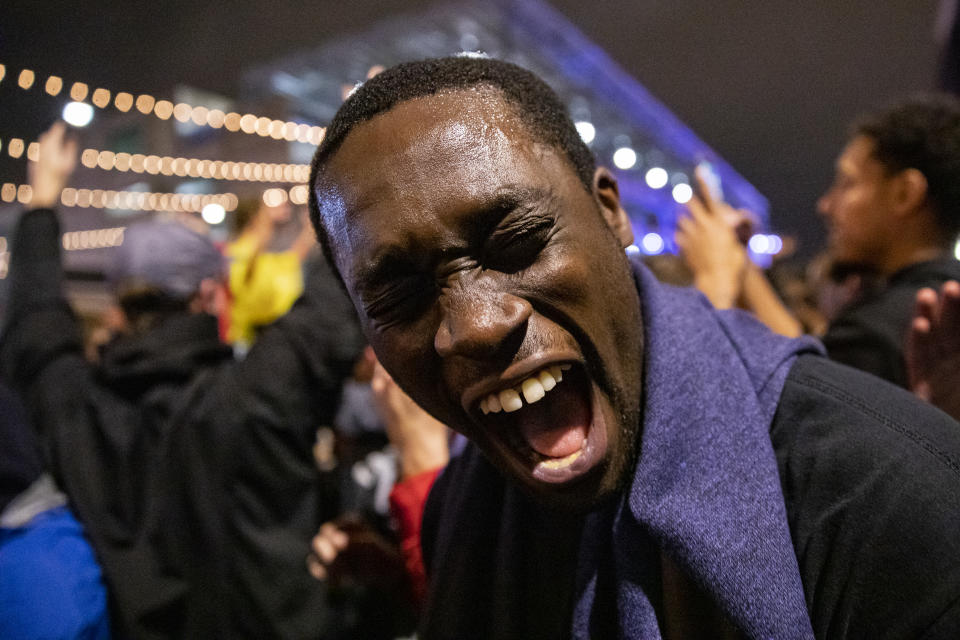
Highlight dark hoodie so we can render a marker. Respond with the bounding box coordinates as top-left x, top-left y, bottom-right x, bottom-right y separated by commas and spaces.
1, 208, 364, 639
